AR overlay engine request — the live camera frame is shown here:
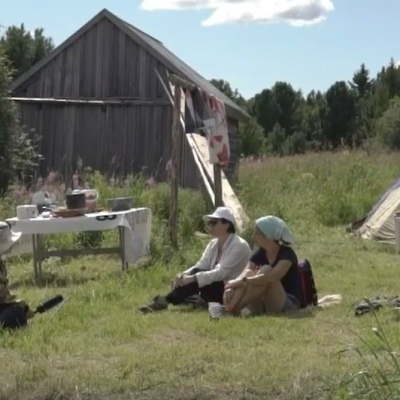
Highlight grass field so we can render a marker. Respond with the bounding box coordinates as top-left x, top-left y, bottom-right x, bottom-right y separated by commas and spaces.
1, 151, 400, 400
